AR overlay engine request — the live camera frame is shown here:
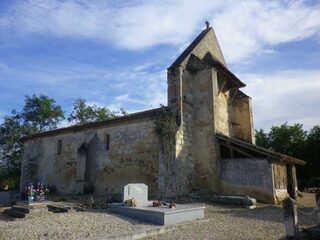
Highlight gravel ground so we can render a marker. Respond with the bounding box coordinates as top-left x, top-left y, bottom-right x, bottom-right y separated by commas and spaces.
0, 209, 154, 240
0, 203, 317, 240
147, 203, 318, 240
